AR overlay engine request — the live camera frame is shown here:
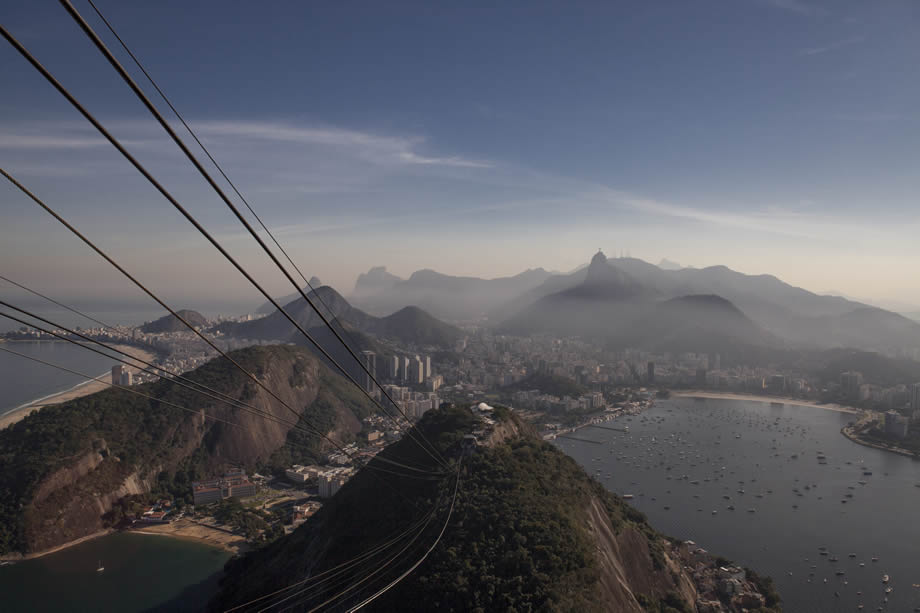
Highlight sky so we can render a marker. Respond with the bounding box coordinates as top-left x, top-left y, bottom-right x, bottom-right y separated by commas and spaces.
2, 0, 920, 317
